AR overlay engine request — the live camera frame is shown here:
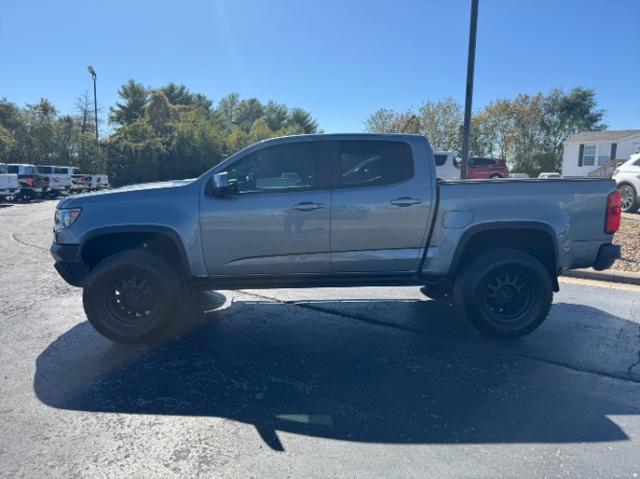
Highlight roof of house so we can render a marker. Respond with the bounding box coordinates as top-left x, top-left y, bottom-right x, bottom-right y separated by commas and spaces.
566, 130, 640, 142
